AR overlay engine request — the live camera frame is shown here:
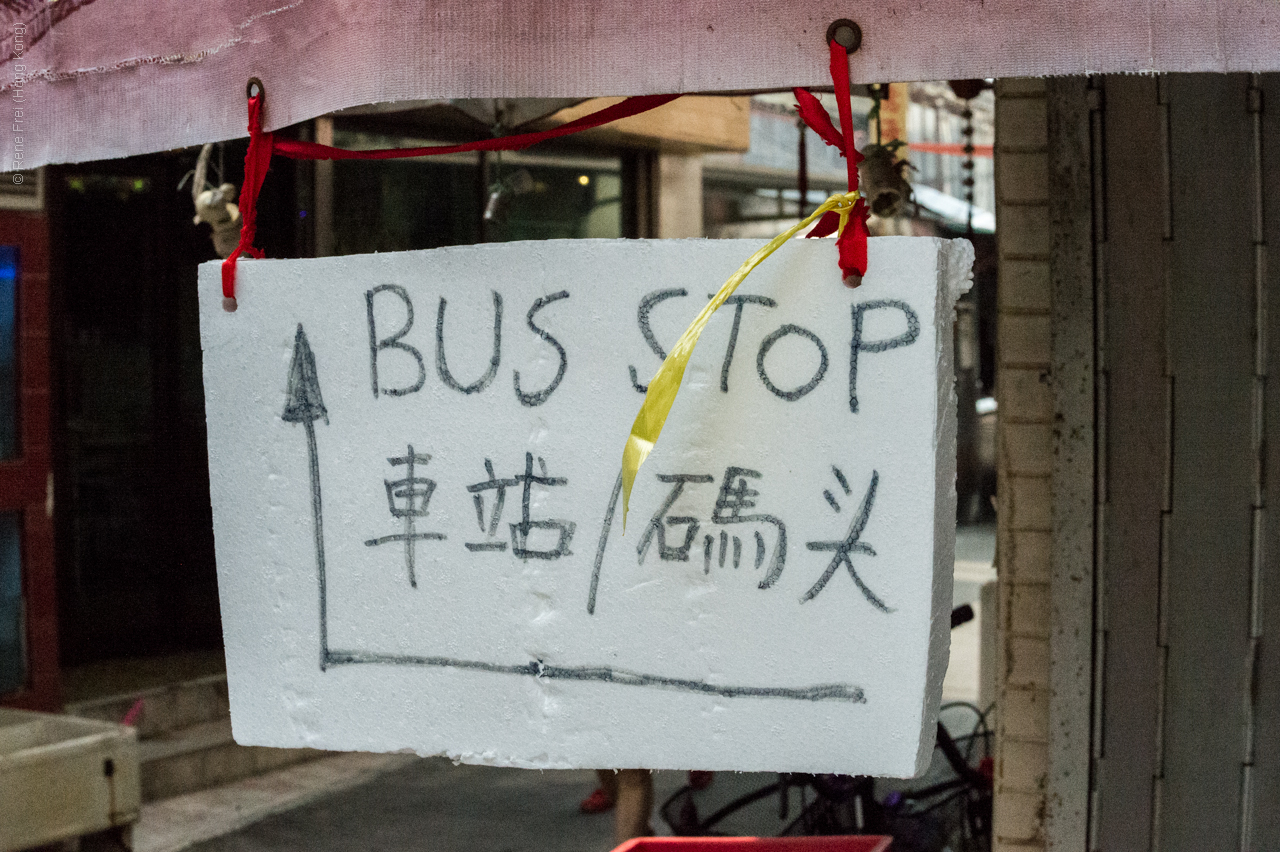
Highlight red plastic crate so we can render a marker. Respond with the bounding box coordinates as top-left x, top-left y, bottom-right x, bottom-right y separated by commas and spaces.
613, 837, 891, 852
